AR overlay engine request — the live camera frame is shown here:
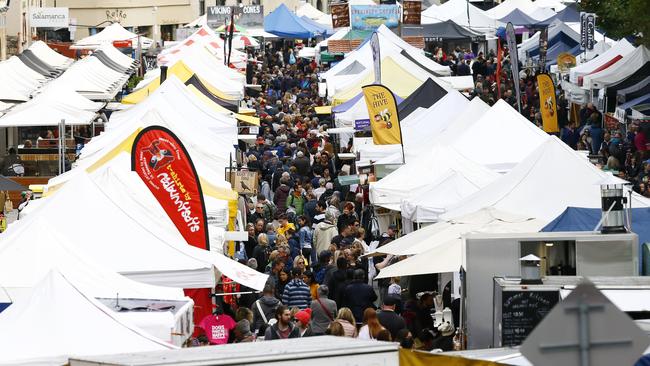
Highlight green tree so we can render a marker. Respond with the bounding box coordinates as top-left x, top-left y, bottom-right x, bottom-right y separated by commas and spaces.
581, 0, 650, 46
